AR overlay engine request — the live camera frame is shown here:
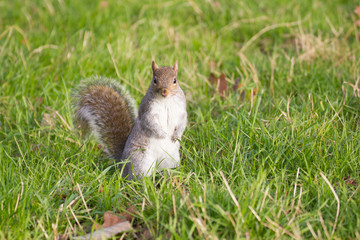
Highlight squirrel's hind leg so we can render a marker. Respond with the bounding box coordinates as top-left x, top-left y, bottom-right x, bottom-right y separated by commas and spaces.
129, 149, 157, 178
